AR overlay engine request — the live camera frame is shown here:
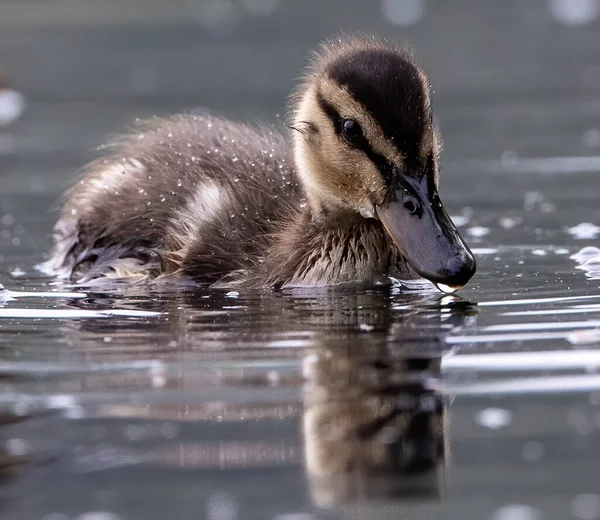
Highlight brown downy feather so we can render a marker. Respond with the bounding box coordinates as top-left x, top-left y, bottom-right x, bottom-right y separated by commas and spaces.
45, 36, 437, 288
